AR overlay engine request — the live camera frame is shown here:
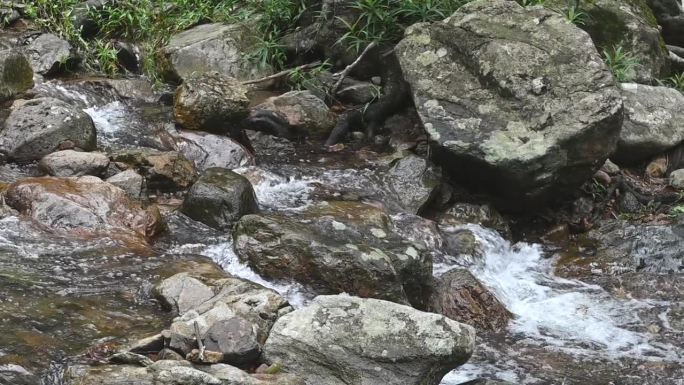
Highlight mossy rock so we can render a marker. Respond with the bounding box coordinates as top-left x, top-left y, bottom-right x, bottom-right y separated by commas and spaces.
544, 0, 669, 81
0, 49, 33, 102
